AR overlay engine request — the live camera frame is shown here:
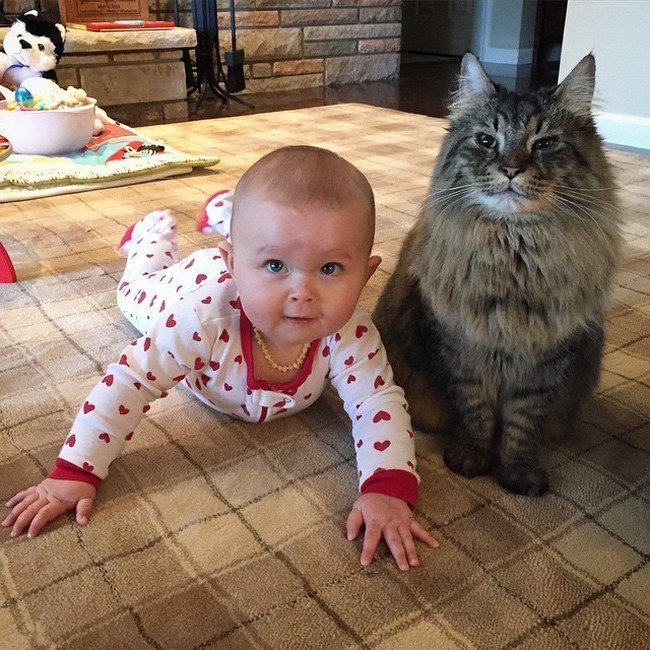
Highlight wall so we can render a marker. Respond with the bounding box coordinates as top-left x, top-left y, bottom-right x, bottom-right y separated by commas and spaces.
401, 0, 475, 58
152, 0, 403, 92
475, 0, 537, 66
4, 1, 403, 91
560, 0, 650, 150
